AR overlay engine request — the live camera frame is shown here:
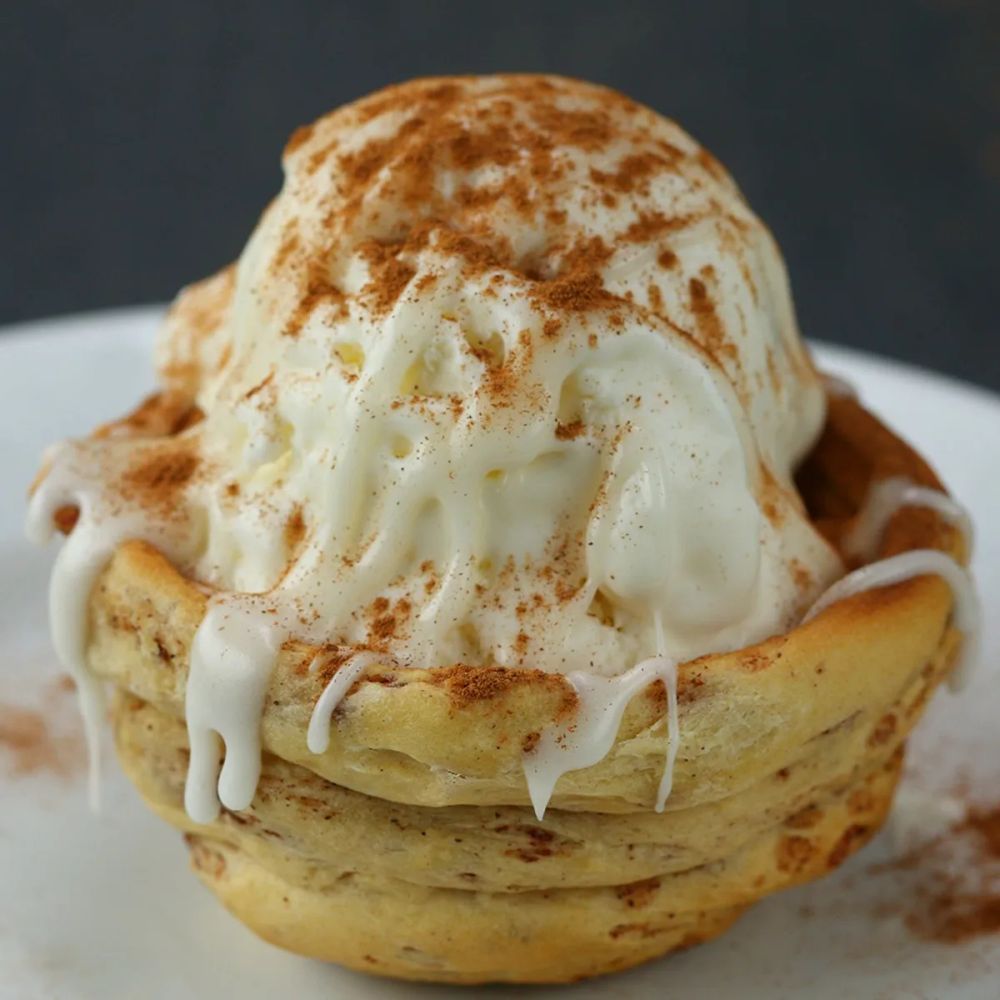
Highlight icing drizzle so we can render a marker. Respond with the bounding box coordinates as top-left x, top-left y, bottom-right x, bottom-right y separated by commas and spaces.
803, 548, 980, 689
832, 475, 978, 688
25, 442, 181, 807
842, 476, 973, 562
184, 595, 285, 824
523, 613, 679, 821
306, 651, 385, 755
